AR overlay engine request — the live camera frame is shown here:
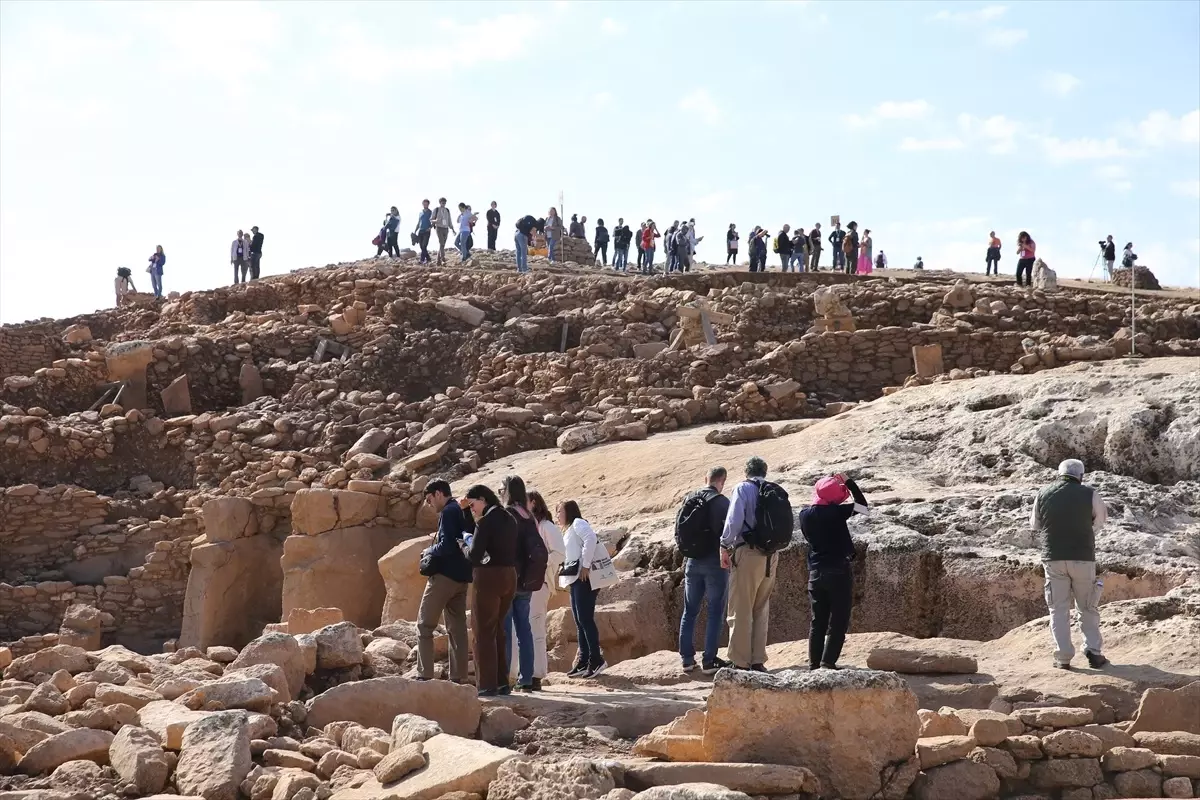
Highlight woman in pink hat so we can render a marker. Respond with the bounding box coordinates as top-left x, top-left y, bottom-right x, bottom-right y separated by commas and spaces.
798, 474, 870, 671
